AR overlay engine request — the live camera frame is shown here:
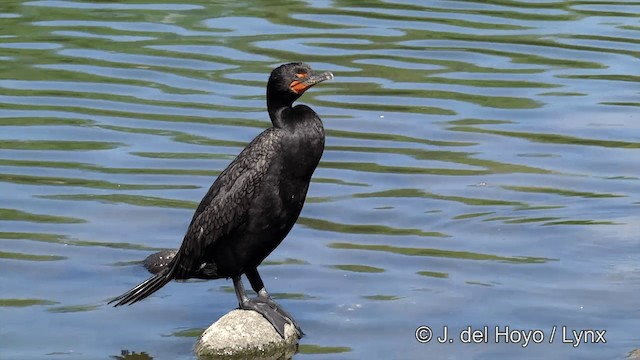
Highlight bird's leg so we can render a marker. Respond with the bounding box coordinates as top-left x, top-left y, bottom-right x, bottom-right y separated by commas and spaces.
232, 276, 289, 338
245, 268, 304, 337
